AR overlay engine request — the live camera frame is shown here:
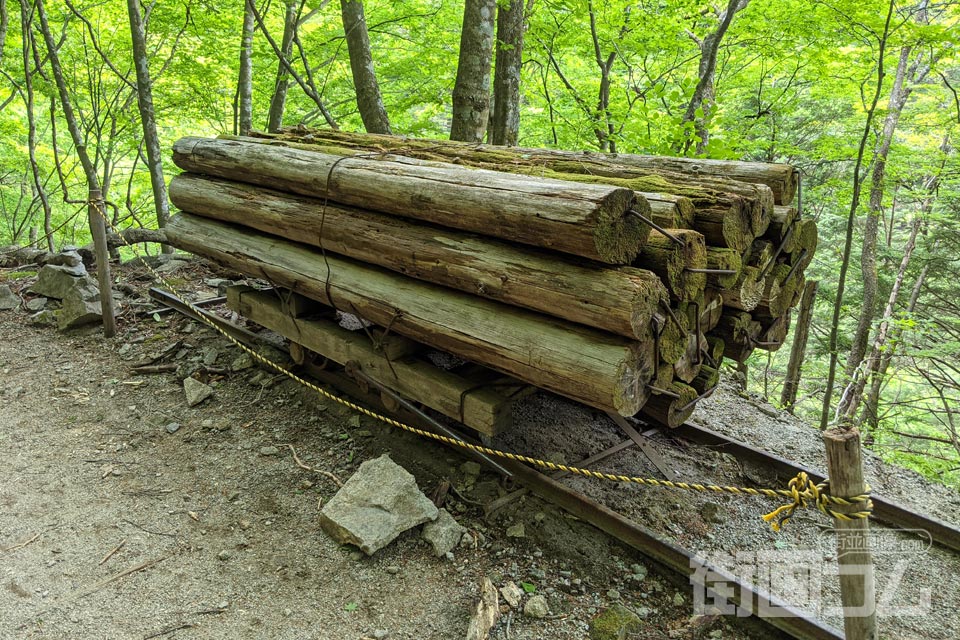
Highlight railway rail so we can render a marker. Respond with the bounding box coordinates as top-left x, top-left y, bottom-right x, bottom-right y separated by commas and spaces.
150, 287, 960, 640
